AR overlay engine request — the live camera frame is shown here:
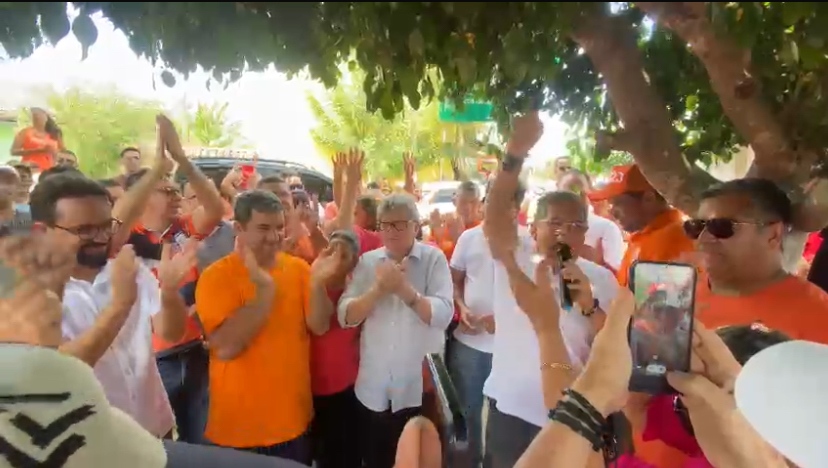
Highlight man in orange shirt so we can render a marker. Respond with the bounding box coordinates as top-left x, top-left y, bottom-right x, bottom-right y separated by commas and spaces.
196, 190, 330, 463
691, 178, 828, 341
588, 165, 694, 286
